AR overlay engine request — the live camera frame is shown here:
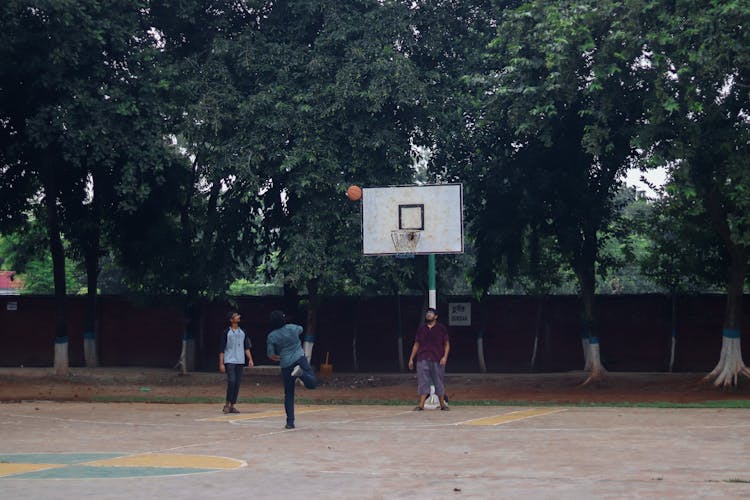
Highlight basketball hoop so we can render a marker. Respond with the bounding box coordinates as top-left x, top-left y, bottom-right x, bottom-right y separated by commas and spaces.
391, 229, 421, 258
